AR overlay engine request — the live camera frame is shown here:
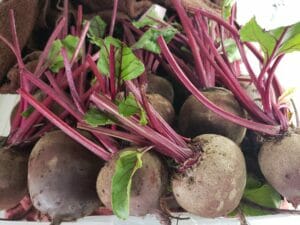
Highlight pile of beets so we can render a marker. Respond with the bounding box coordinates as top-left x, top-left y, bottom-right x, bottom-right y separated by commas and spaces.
0, 0, 299, 224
